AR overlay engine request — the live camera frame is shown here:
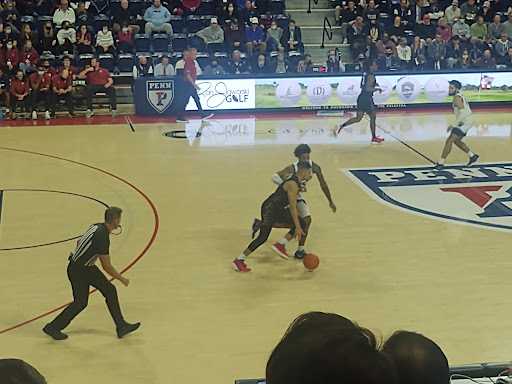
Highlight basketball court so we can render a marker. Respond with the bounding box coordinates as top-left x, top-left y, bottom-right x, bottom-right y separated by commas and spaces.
1, 107, 512, 383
